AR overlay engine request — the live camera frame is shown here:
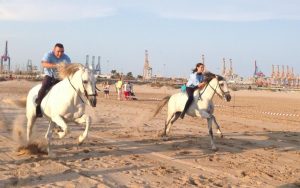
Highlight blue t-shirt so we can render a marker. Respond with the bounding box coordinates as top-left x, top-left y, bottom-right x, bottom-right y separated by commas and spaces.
42, 51, 71, 77
186, 72, 204, 88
